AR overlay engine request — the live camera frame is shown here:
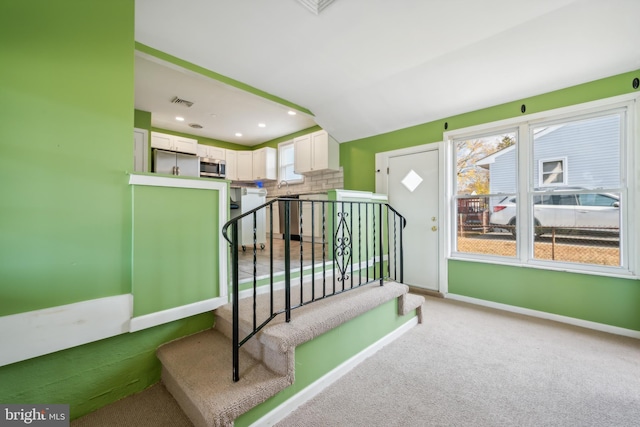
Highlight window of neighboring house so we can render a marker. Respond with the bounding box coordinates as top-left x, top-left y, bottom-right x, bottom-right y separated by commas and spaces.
278, 140, 304, 185
449, 103, 631, 275
539, 157, 567, 186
